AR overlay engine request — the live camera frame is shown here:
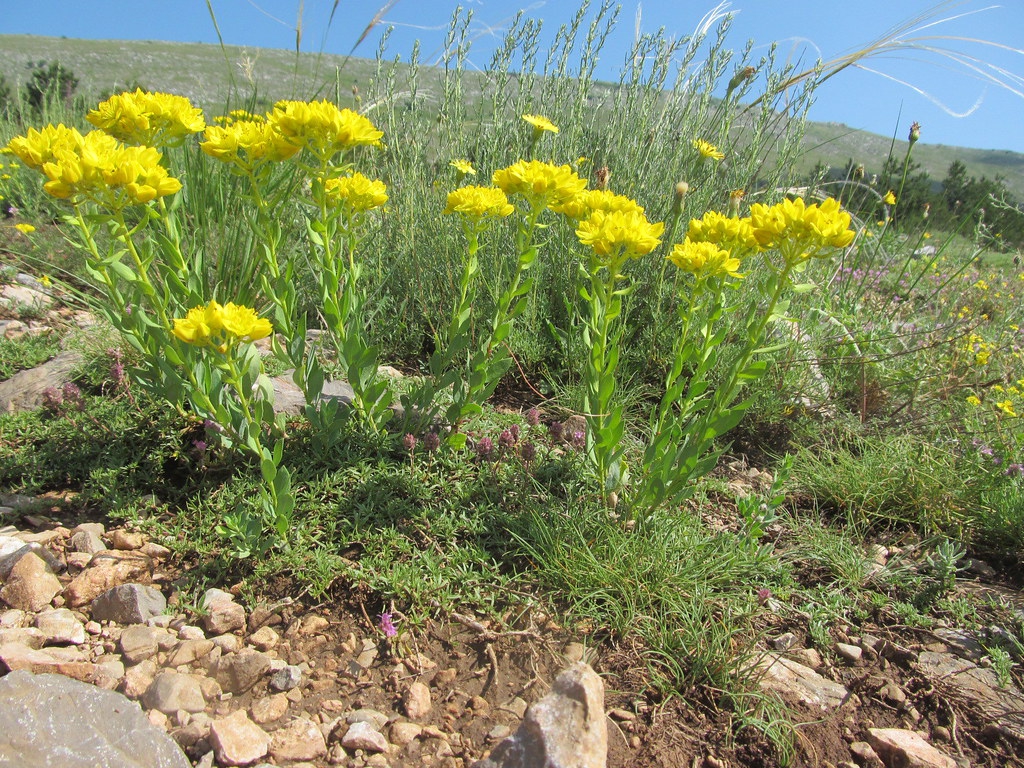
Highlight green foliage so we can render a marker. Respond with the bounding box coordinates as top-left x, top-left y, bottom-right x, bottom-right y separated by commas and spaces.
23, 61, 79, 112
